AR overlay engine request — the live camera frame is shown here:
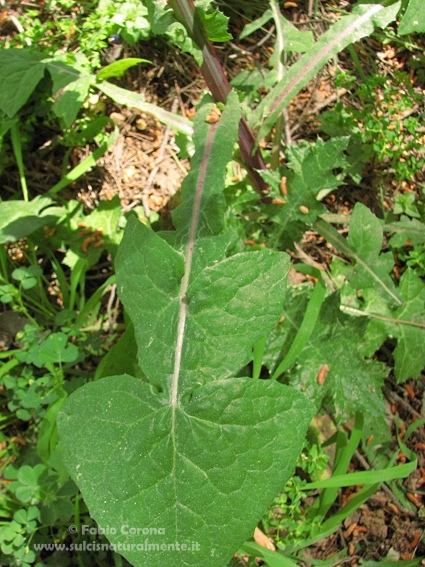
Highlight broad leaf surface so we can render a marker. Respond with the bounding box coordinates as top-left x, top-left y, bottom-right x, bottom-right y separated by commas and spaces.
351, 288, 393, 358
286, 137, 349, 196
117, 218, 291, 392
0, 52, 81, 120
341, 267, 425, 382
319, 104, 373, 183
392, 269, 425, 381
58, 92, 314, 566
58, 376, 313, 567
